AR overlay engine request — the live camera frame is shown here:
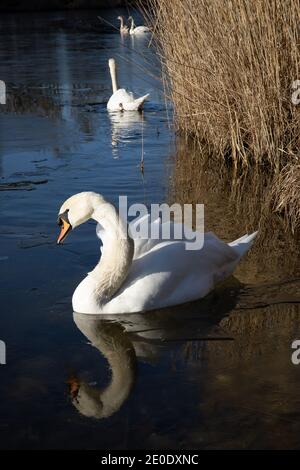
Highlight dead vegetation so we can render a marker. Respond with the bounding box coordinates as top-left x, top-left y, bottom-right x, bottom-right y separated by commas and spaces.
143, 0, 300, 230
